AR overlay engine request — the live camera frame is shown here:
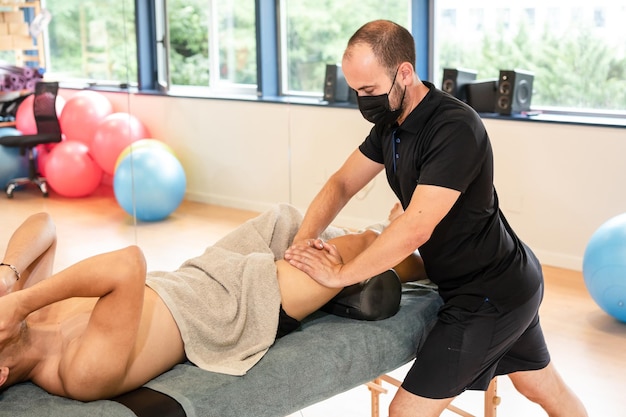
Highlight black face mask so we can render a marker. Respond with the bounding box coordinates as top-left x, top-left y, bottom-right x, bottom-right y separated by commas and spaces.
356, 67, 406, 126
